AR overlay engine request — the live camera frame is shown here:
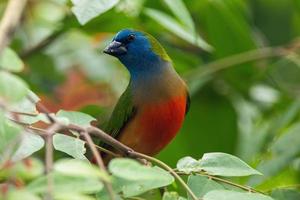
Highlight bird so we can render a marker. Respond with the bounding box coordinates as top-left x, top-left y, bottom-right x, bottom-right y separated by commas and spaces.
102, 29, 190, 156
